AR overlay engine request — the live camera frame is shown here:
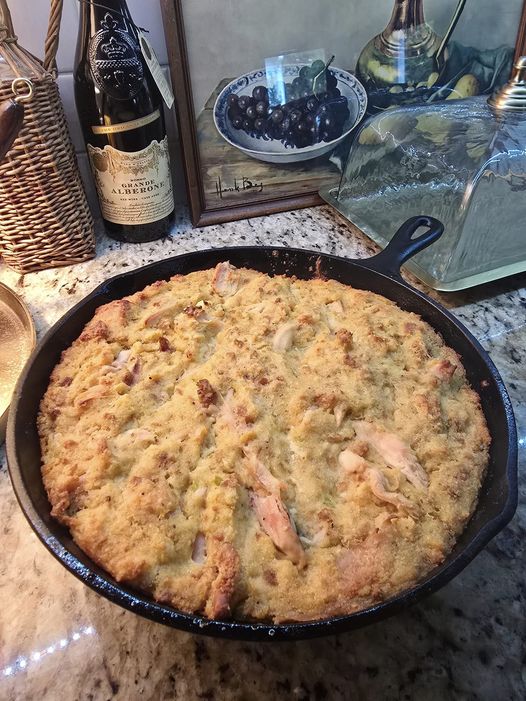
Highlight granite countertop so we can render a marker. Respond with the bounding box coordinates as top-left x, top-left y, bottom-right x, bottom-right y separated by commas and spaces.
0, 206, 524, 701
